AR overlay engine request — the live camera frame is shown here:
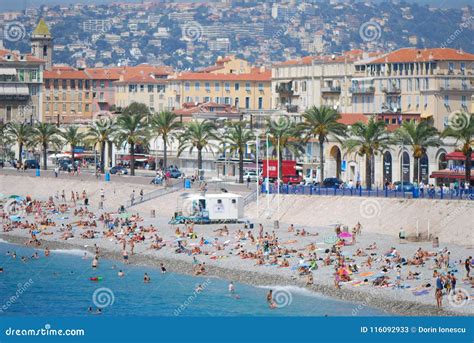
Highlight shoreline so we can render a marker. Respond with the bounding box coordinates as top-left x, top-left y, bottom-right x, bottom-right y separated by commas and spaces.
0, 233, 463, 317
